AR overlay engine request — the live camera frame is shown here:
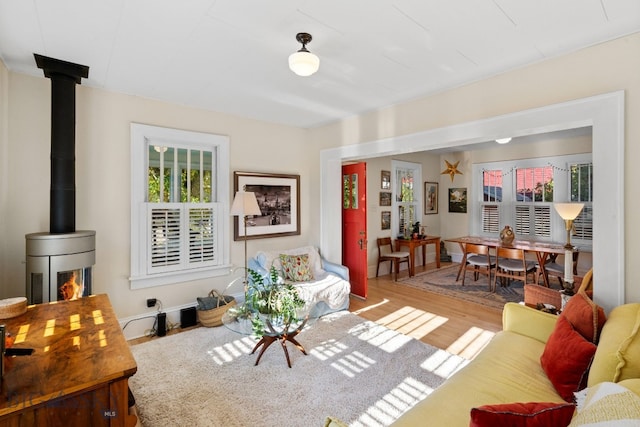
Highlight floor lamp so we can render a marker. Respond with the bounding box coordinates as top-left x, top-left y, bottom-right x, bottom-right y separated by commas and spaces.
230, 191, 262, 295
554, 202, 584, 295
